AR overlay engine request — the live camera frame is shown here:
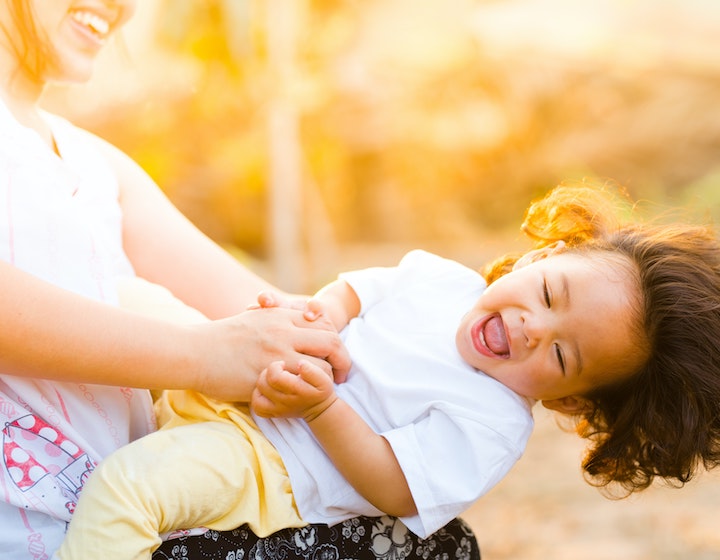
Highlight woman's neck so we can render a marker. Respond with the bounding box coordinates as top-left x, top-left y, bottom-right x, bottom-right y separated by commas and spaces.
0, 83, 57, 154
